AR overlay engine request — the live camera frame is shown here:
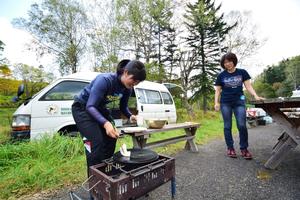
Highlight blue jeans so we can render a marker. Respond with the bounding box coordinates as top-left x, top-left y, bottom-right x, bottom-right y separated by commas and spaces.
221, 100, 248, 150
